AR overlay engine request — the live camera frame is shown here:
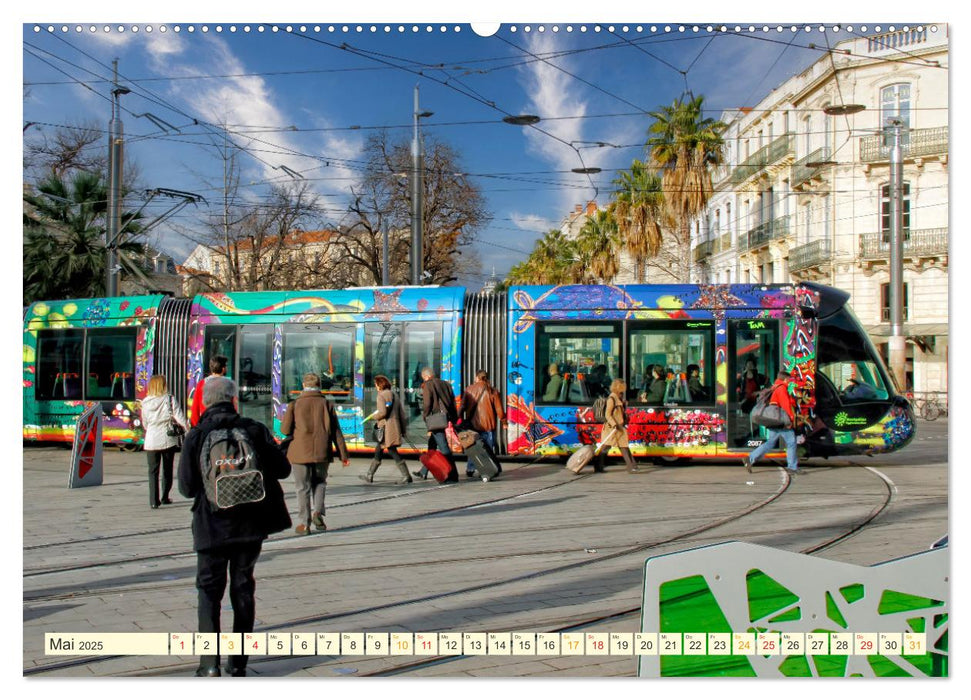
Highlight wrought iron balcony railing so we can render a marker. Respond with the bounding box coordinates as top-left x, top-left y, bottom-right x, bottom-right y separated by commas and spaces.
859, 227, 948, 260
729, 132, 795, 185
740, 215, 791, 251
693, 239, 714, 262
788, 239, 832, 272
860, 127, 948, 163
790, 147, 831, 189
